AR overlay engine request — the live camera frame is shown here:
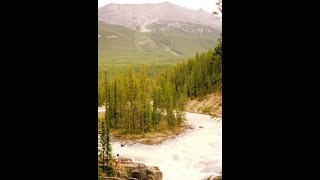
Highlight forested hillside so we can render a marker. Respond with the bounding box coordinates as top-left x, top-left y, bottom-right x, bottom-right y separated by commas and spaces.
99, 35, 222, 134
